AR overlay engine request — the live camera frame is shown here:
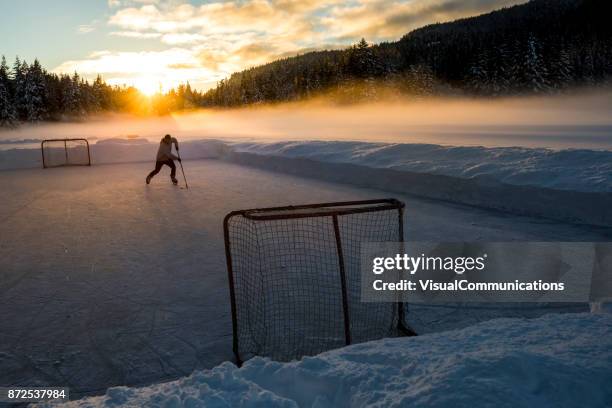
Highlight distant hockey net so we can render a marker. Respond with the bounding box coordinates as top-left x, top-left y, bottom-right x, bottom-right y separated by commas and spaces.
224, 198, 414, 364
41, 138, 91, 168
